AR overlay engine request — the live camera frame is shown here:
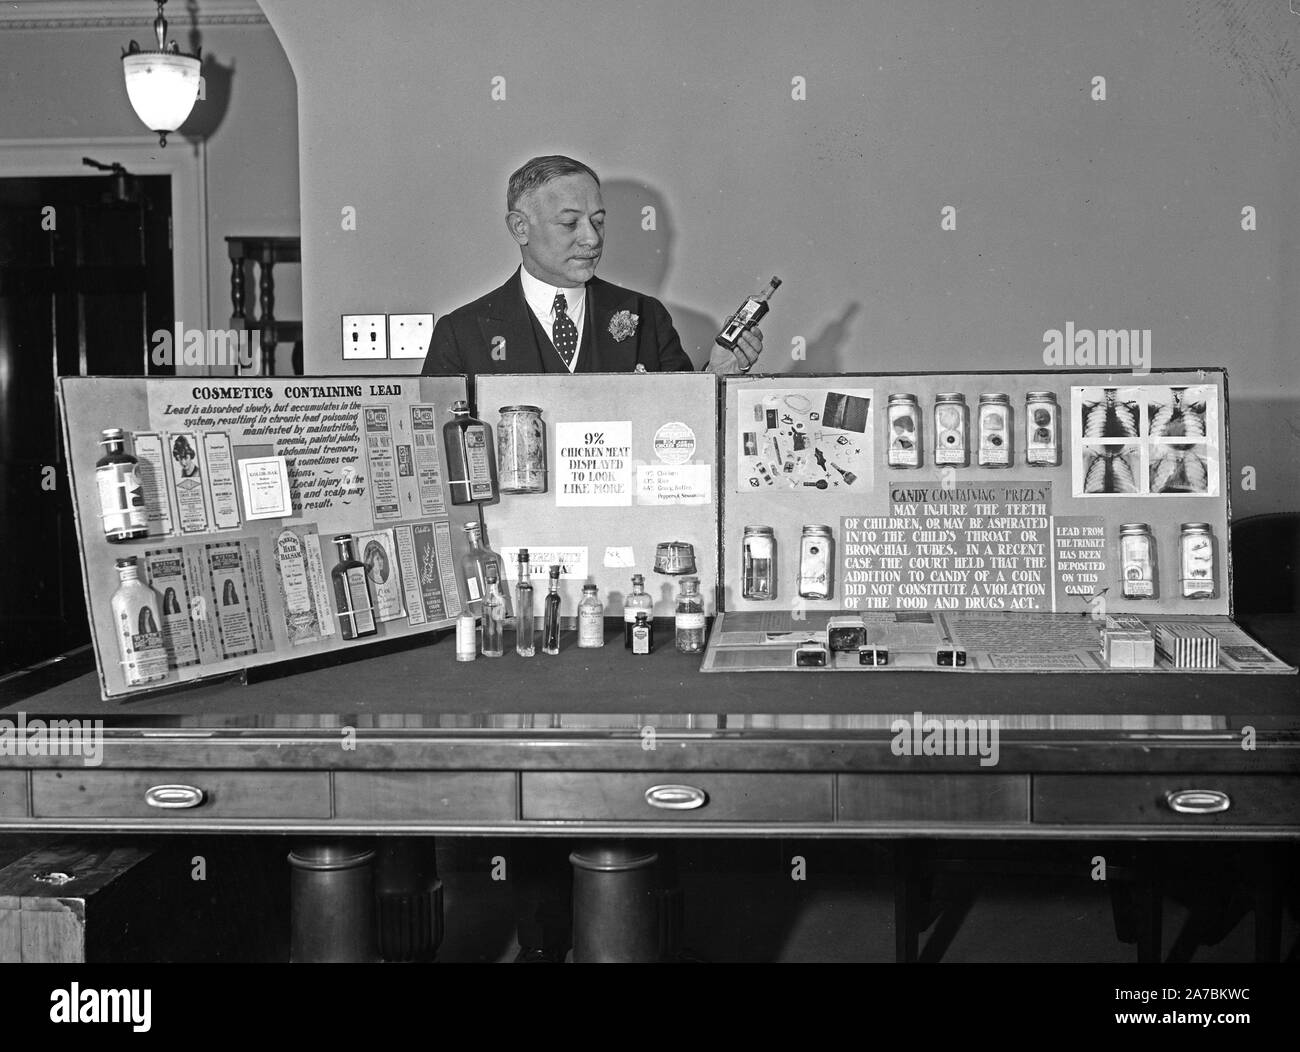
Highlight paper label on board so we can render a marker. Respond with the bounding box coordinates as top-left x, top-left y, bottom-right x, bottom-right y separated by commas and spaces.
635, 464, 711, 505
